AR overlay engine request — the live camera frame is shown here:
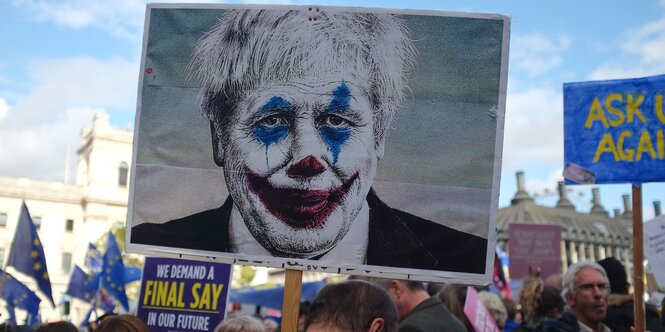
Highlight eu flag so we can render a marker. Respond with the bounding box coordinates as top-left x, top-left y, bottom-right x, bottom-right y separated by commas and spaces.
7, 201, 54, 307
65, 265, 100, 302
101, 231, 129, 311
0, 269, 41, 320
98, 288, 116, 312
123, 266, 143, 284
85, 242, 103, 273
